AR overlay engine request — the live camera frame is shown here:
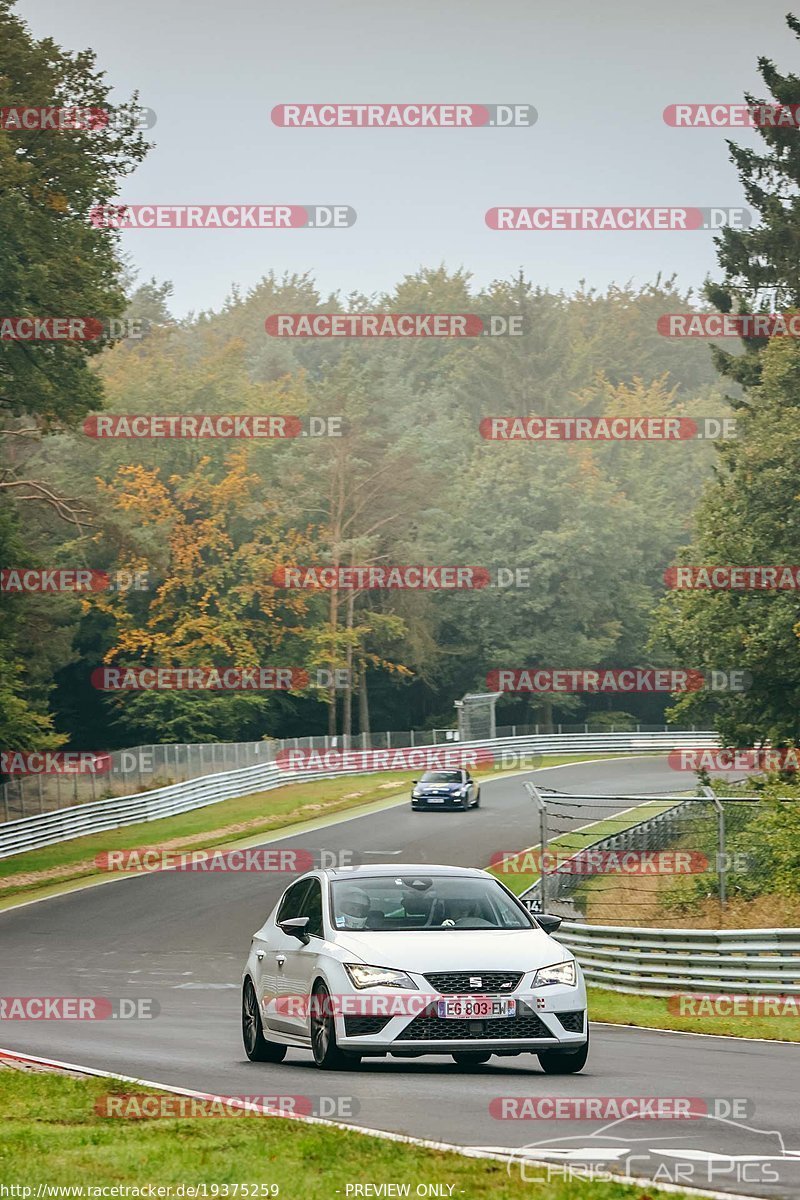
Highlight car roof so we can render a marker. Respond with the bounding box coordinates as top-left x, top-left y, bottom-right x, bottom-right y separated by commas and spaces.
324, 863, 489, 879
